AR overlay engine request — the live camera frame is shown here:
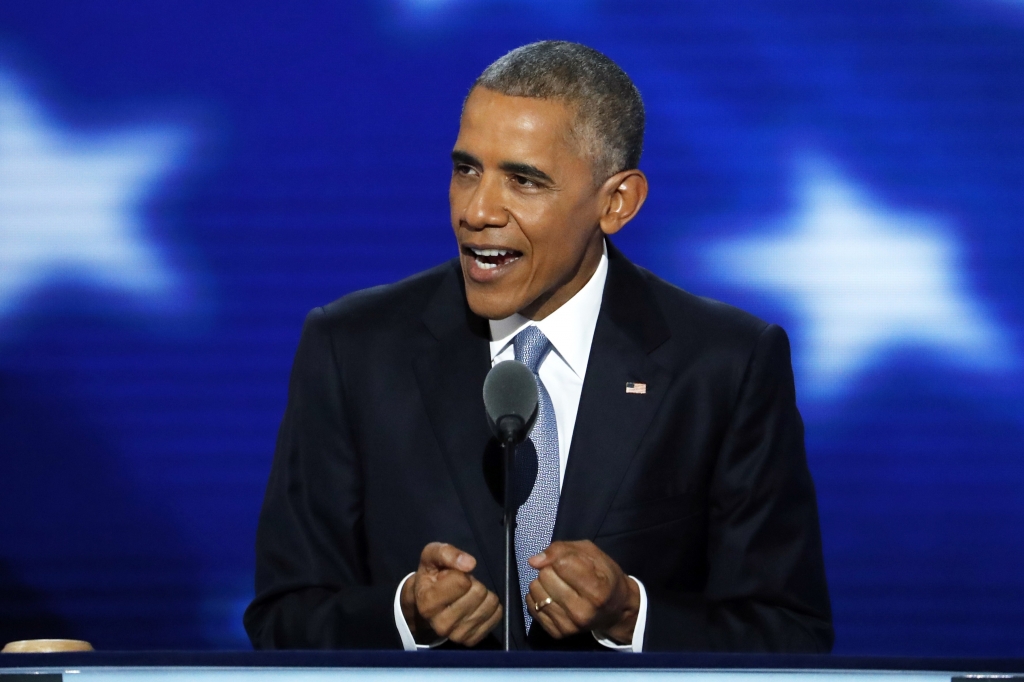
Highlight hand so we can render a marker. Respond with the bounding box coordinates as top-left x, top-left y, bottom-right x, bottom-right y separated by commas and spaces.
400, 542, 503, 647
526, 540, 640, 644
